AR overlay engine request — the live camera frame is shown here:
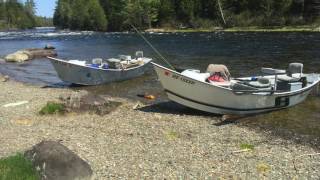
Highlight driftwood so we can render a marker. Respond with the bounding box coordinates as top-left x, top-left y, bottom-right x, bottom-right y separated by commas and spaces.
24, 48, 57, 59
5, 47, 57, 62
